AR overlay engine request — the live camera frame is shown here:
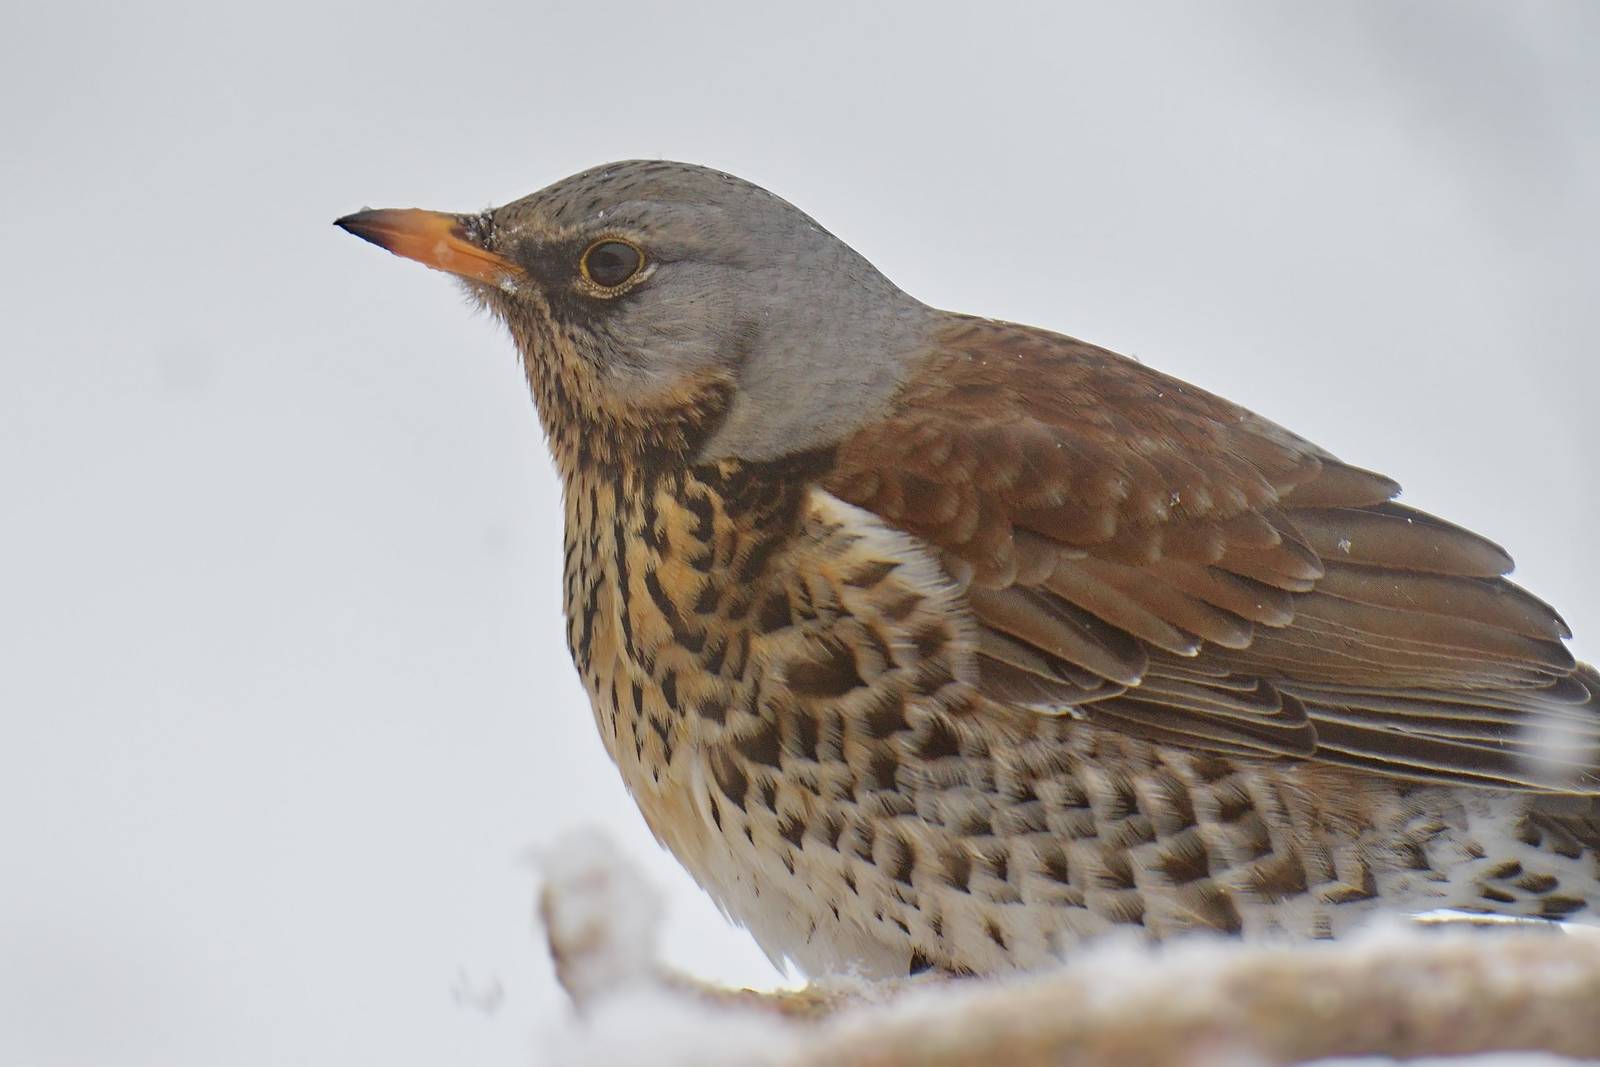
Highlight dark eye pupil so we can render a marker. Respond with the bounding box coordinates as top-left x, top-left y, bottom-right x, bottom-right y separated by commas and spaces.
584, 241, 641, 287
